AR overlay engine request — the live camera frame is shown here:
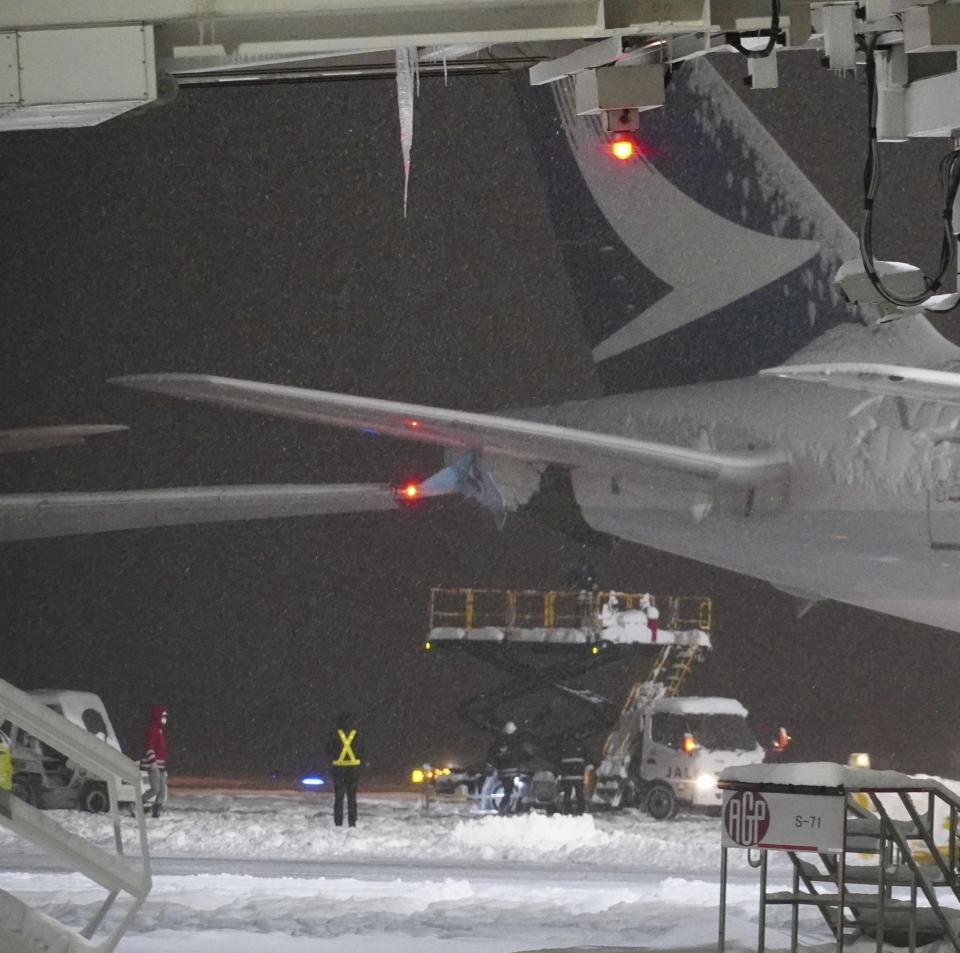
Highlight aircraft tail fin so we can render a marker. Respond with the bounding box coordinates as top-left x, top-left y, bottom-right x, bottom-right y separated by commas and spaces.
518, 55, 960, 393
